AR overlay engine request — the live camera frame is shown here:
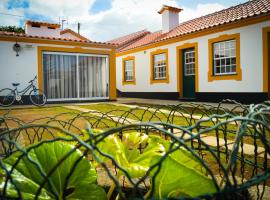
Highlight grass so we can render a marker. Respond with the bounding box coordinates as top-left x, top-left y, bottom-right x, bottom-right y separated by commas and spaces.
0, 103, 269, 193
78, 103, 268, 147
0, 103, 268, 147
